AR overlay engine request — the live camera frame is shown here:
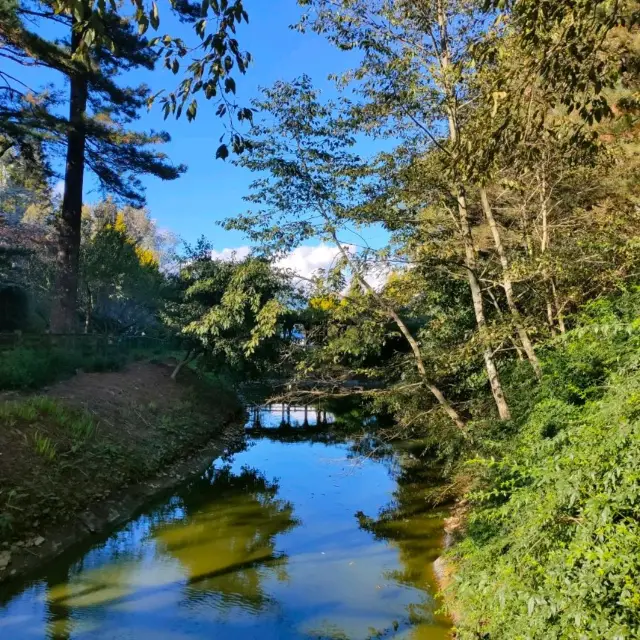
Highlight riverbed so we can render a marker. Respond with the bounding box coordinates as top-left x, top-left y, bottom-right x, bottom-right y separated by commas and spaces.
0, 405, 451, 639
